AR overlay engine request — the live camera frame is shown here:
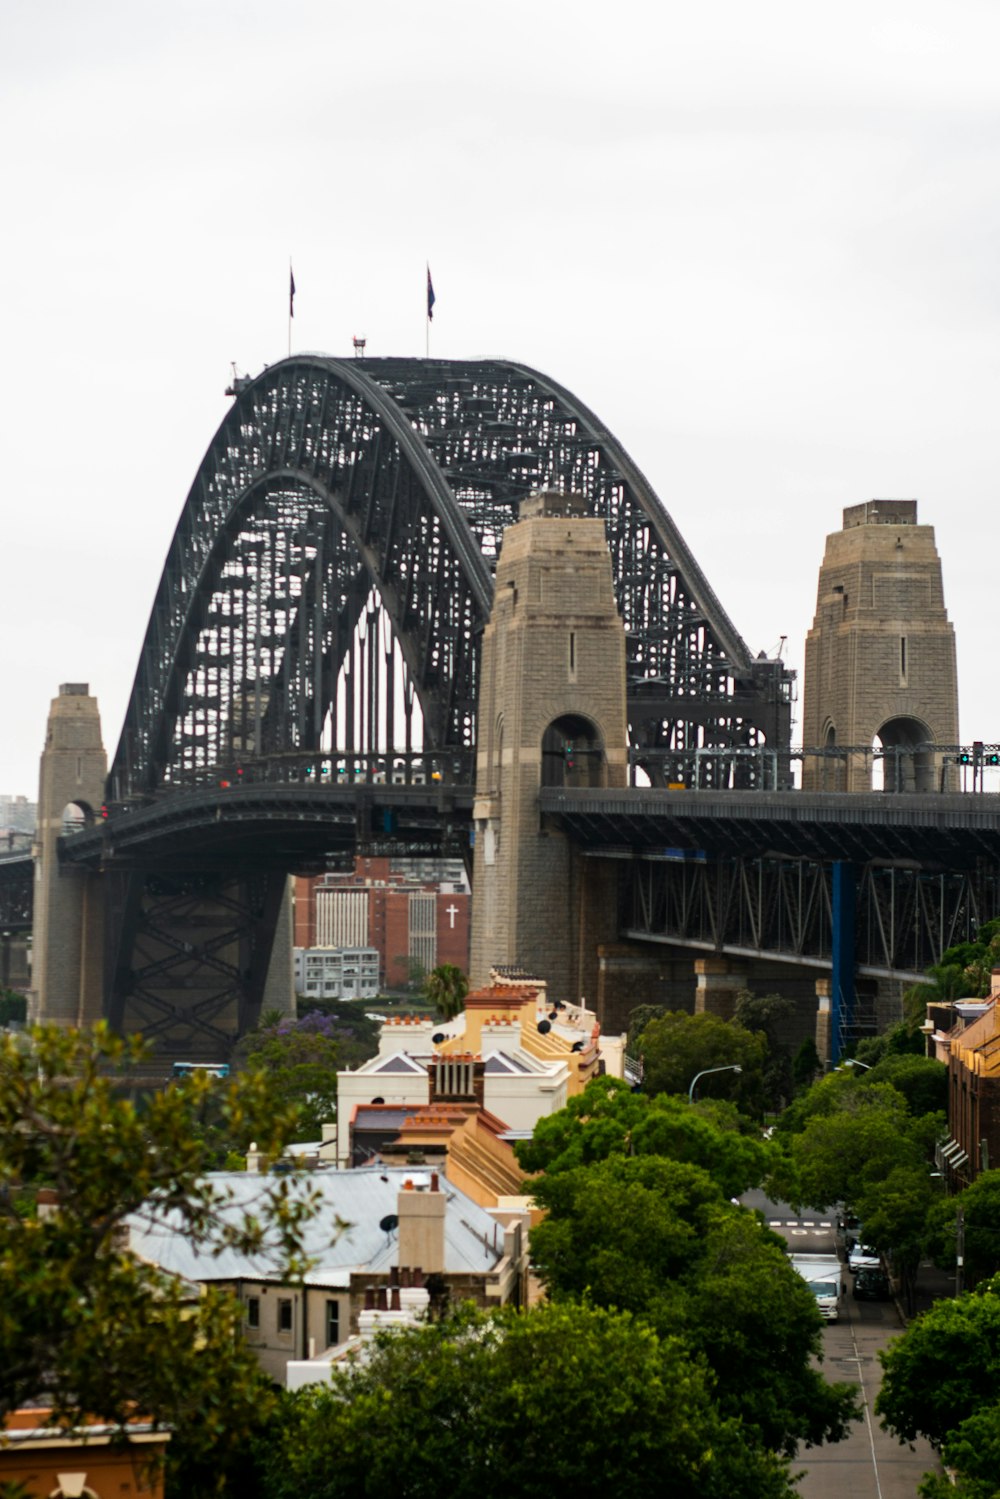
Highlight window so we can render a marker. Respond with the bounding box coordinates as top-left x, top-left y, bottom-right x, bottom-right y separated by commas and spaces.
325, 1299, 340, 1348
246, 1296, 260, 1329
278, 1297, 294, 1334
